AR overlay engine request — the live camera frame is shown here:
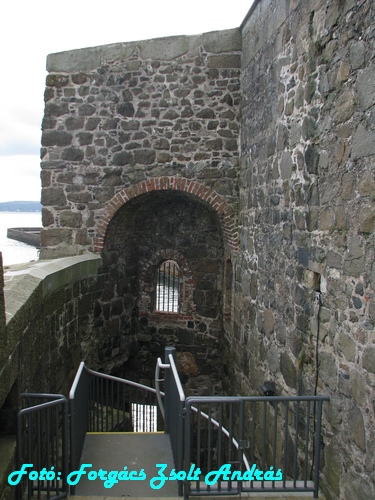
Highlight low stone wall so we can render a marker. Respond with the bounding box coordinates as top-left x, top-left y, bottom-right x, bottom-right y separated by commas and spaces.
0, 253, 102, 415
6, 227, 41, 247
